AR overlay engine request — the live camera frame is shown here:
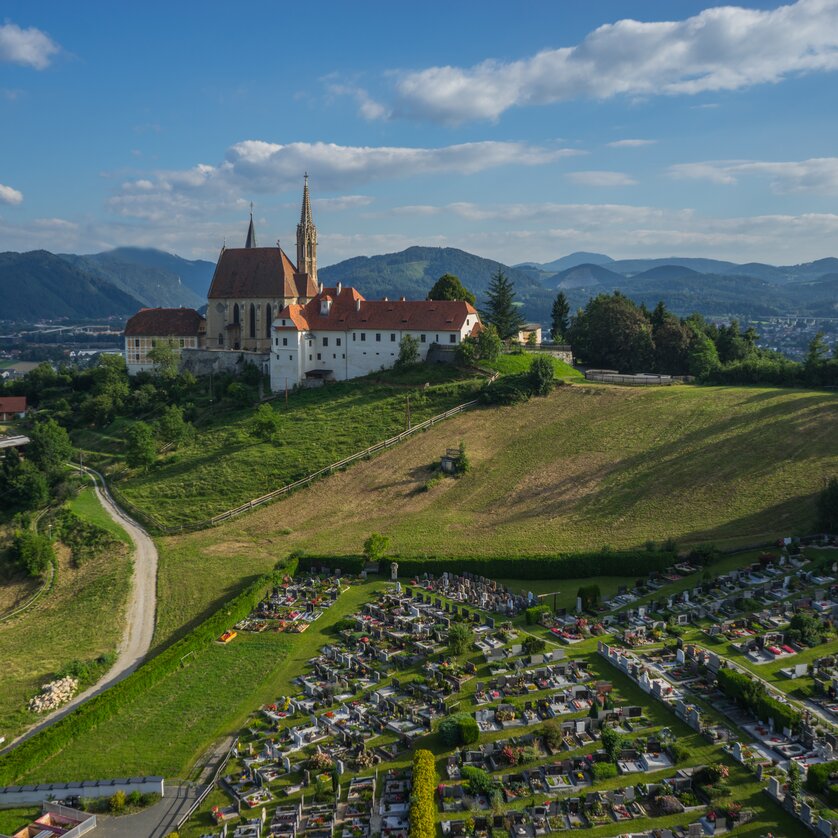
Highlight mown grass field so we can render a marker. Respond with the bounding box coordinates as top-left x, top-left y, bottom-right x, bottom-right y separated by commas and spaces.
483, 351, 584, 380
113, 366, 483, 529
0, 489, 132, 742
153, 383, 838, 646
21, 580, 385, 782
